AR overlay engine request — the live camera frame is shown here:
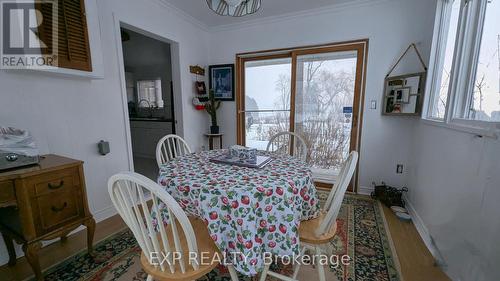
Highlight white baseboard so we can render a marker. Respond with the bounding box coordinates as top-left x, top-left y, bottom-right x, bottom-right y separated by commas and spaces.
358, 185, 373, 195
93, 205, 118, 222
403, 195, 446, 268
